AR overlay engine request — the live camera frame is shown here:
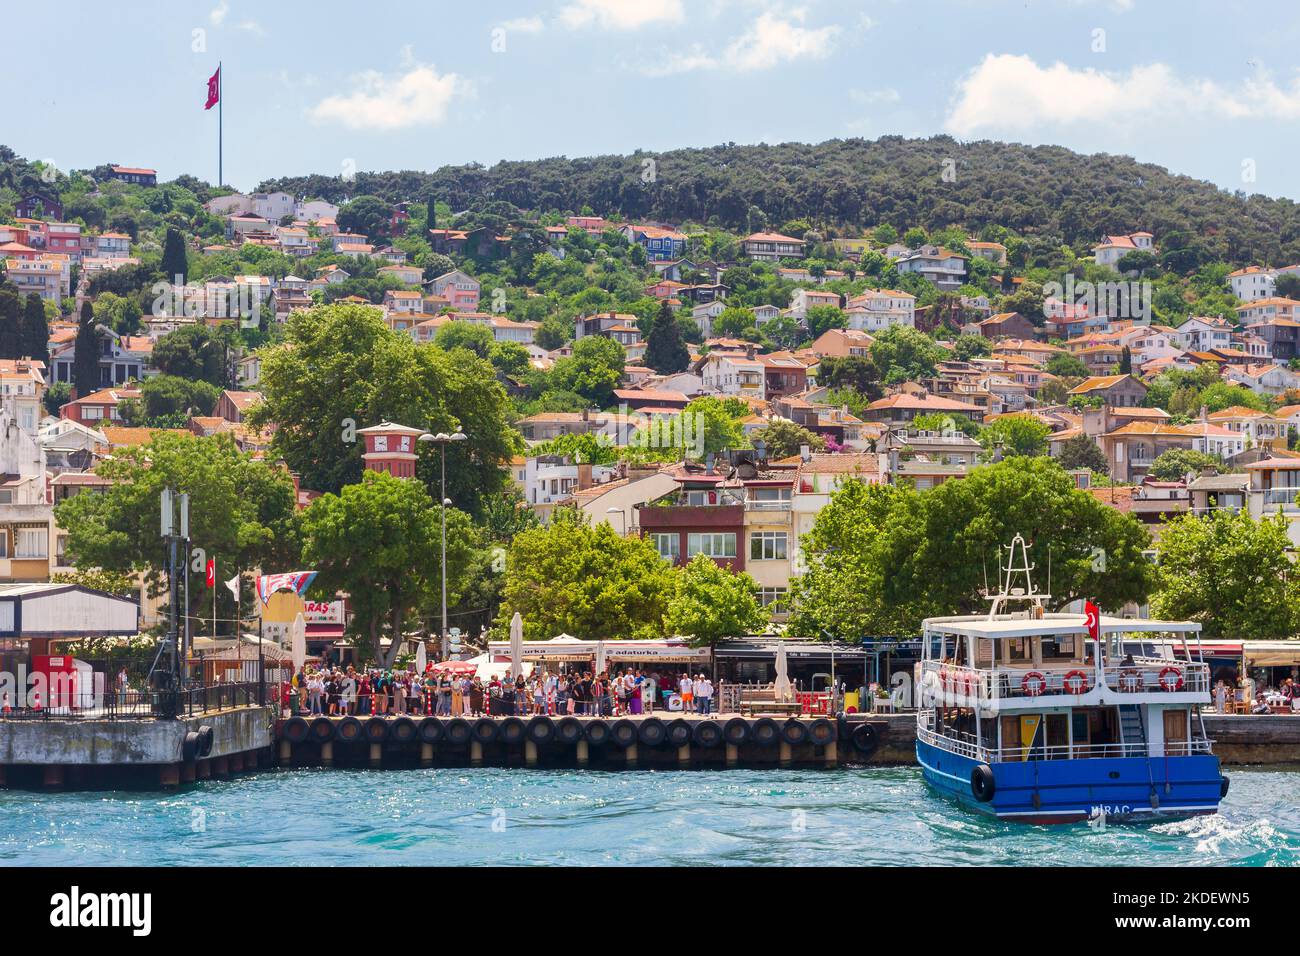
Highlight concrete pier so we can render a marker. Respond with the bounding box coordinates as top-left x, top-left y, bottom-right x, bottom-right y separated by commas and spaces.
0, 704, 276, 790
